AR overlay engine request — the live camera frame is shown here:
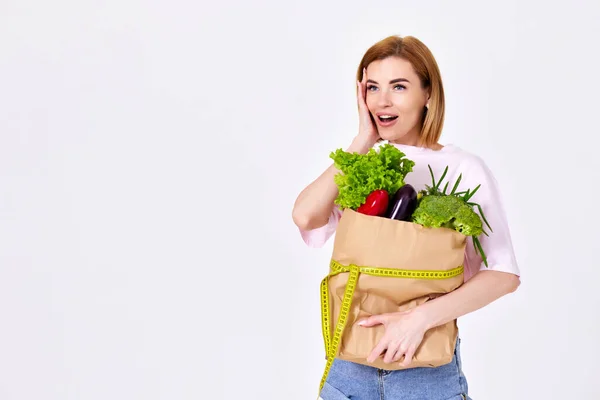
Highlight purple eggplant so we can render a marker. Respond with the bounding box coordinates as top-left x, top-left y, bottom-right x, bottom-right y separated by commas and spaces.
385, 184, 418, 221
